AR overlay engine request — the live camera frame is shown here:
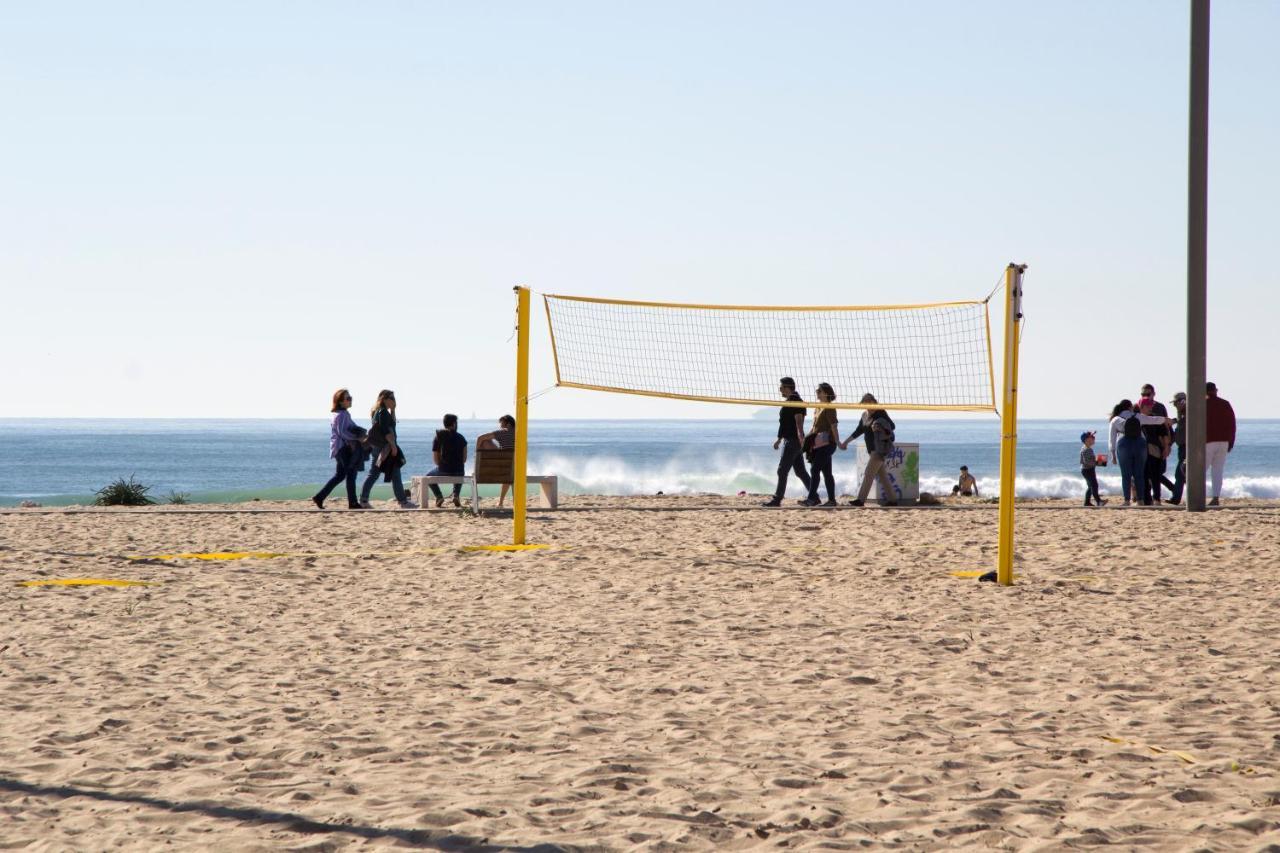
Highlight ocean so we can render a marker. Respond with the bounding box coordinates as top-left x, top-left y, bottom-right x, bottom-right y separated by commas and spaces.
2, 418, 1277, 506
